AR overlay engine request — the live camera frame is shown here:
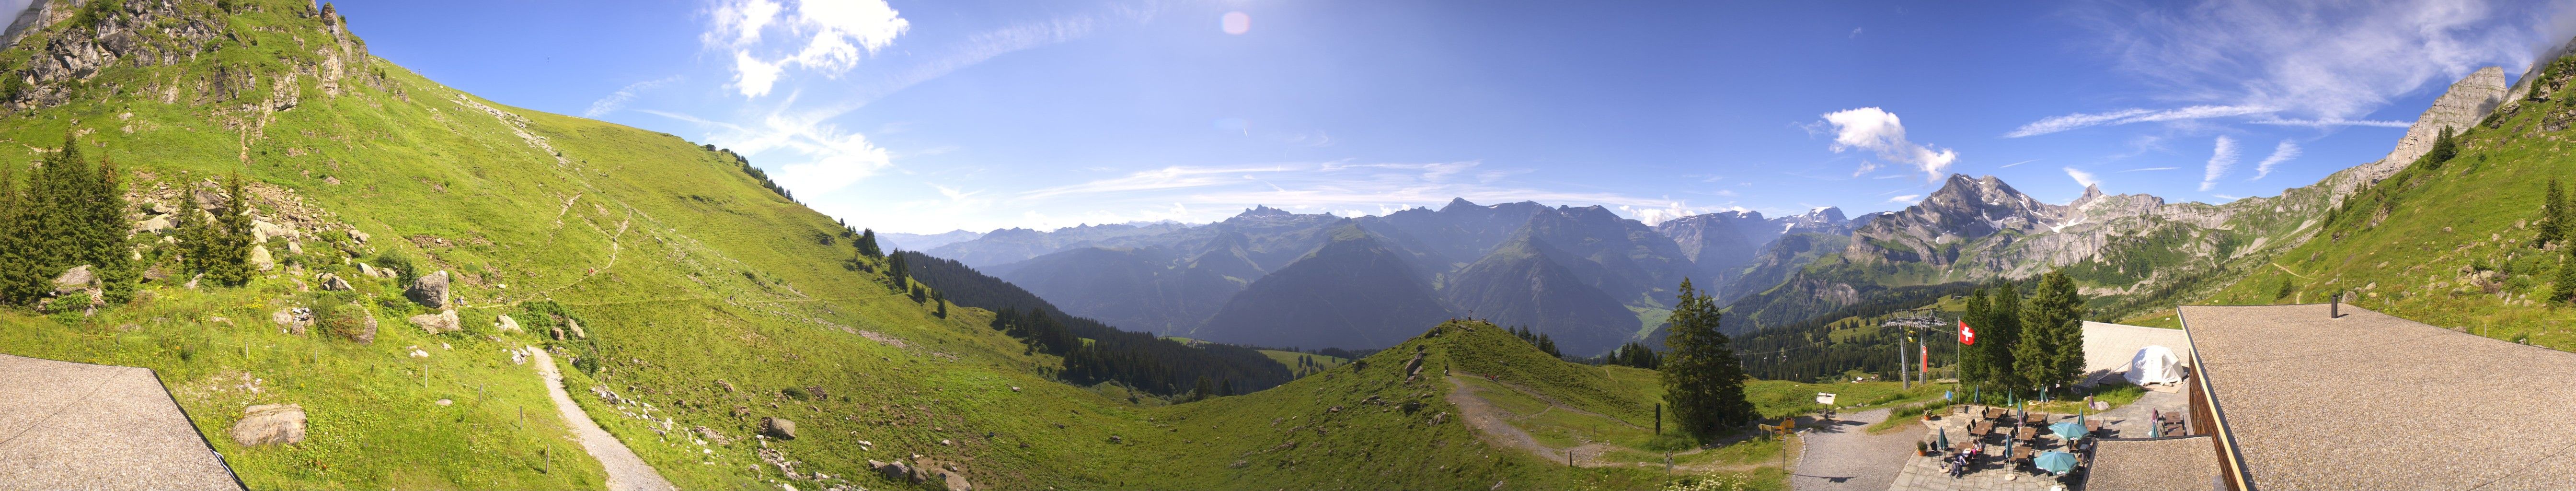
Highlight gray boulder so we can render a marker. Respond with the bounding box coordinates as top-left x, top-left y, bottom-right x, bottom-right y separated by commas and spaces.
494, 314, 521, 333
406, 270, 450, 308
229, 404, 306, 446
50, 265, 95, 294
565, 317, 587, 339
759, 417, 797, 440
271, 307, 314, 336
408, 309, 460, 334
316, 273, 351, 291
249, 245, 276, 271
